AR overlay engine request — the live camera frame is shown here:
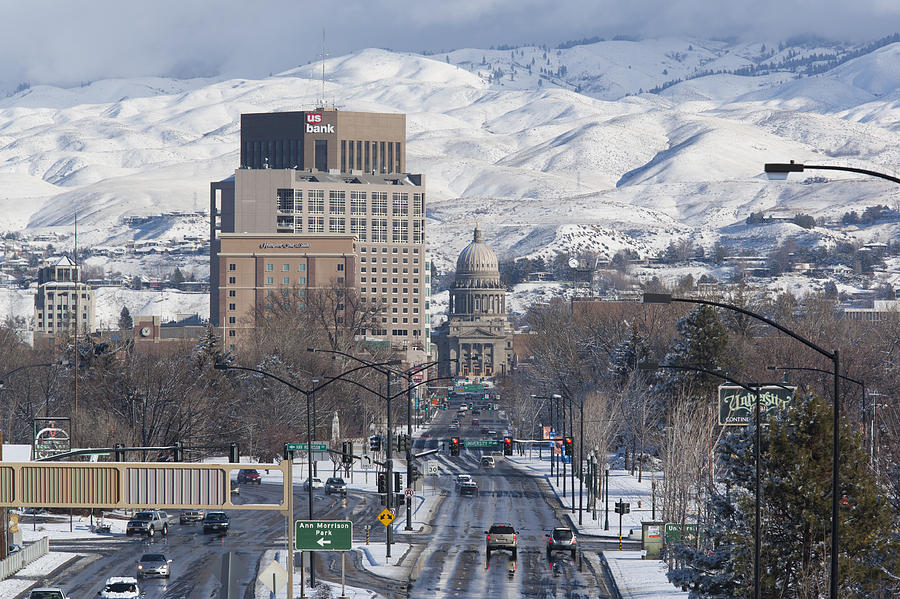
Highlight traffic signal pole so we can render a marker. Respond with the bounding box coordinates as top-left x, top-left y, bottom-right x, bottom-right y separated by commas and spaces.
385, 372, 393, 559
406, 375, 413, 531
